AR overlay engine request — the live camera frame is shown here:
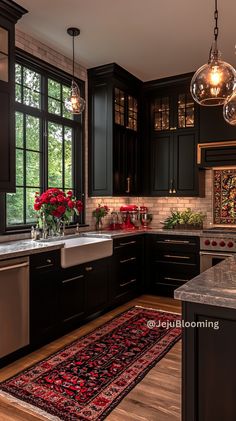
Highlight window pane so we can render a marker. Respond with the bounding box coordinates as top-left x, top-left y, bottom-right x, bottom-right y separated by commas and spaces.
26, 151, 40, 187
62, 103, 73, 120
48, 122, 63, 187
23, 67, 40, 91
6, 188, 24, 226
48, 79, 61, 99
64, 127, 72, 189
26, 188, 37, 224
23, 86, 40, 108
48, 97, 61, 115
15, 112, 23, 147
16, 149, 24, 185
26, 115, 40, 150
15, 84, 22, 102
15, 64, 21, 84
